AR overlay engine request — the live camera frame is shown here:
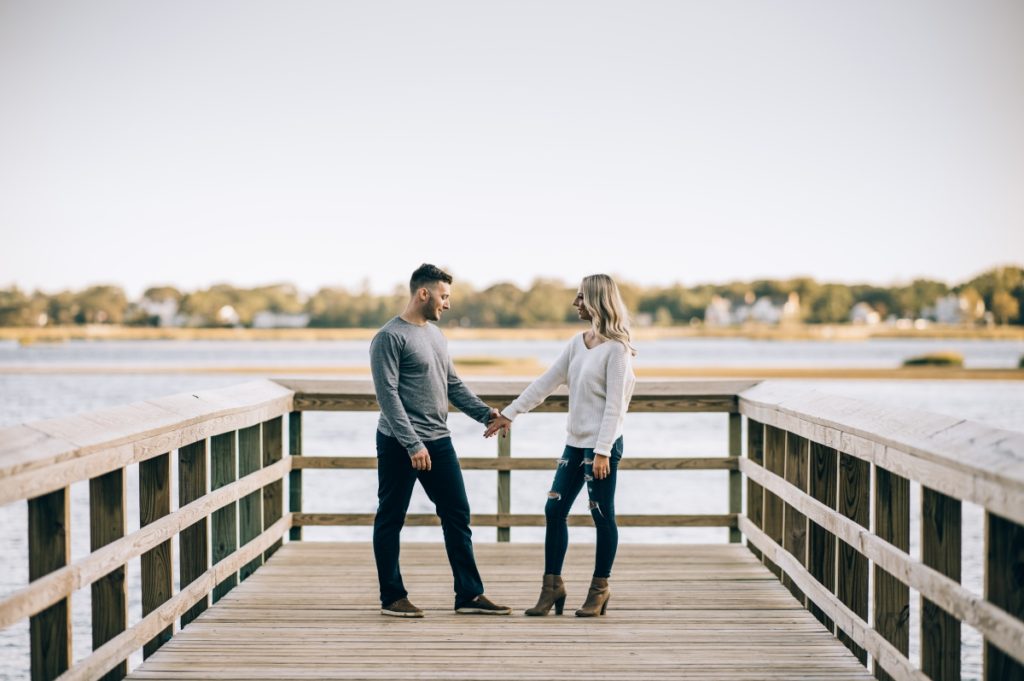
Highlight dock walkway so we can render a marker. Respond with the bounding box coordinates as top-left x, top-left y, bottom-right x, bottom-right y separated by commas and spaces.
126, 542, 872, 681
